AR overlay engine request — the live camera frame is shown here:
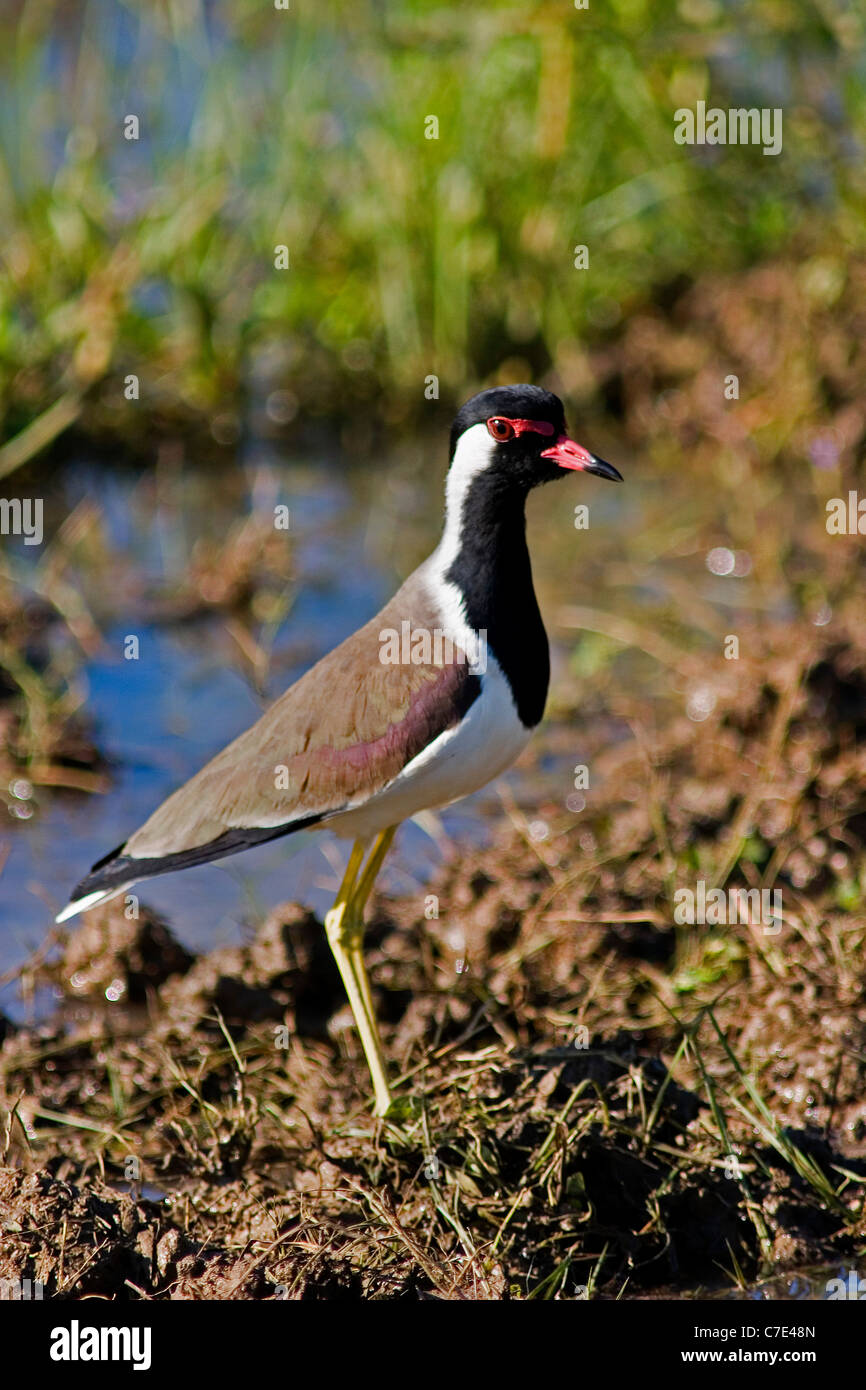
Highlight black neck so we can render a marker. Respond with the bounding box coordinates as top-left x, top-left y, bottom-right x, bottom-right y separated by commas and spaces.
444, 474, 549, 728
